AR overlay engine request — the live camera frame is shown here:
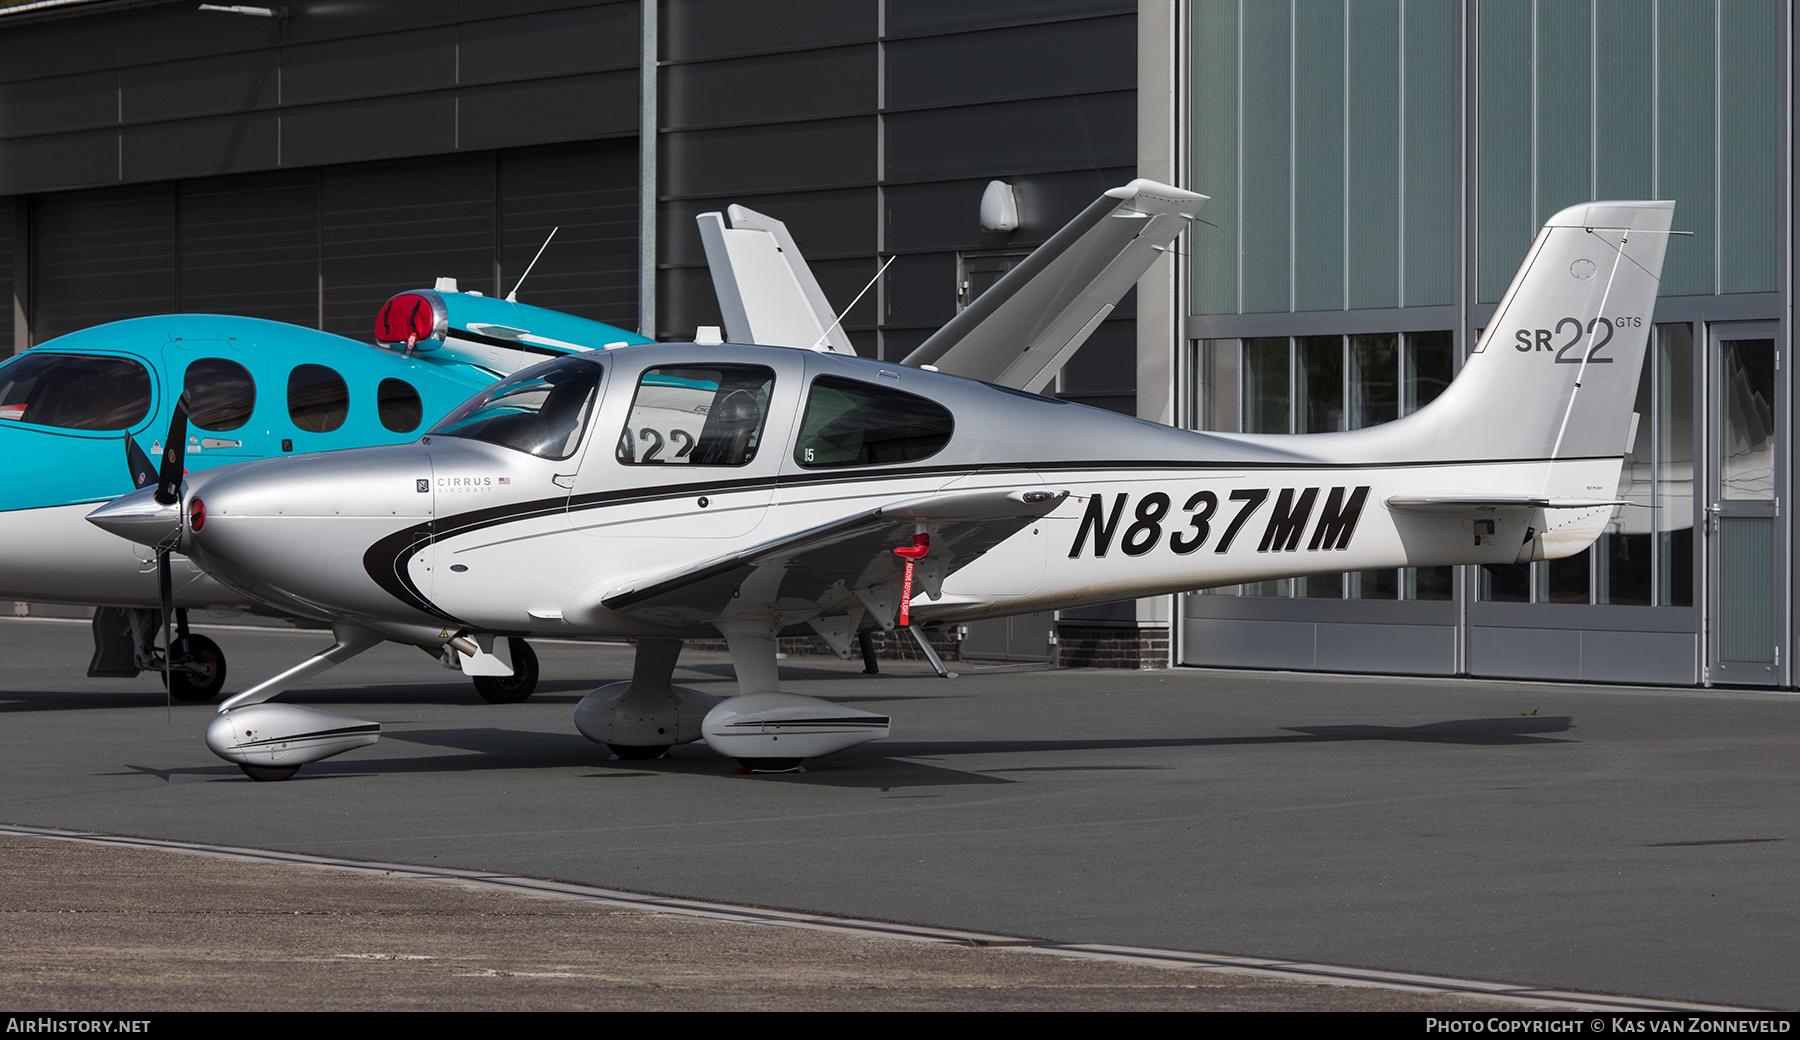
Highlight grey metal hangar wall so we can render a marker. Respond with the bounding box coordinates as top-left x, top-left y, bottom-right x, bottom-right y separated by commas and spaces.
1, 0, 1143, 423
0, 0, 646, 351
